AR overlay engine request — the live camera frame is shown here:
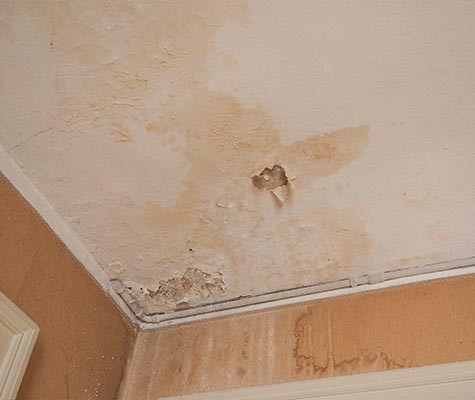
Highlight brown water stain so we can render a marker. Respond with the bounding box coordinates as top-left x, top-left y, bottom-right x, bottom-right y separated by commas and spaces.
136, 93, 371, 311
38, 0, 372, 312
120, 275, 475, 398
44, 0, 249, 132
280, 125, 369, 185
294, 310, 411, 378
